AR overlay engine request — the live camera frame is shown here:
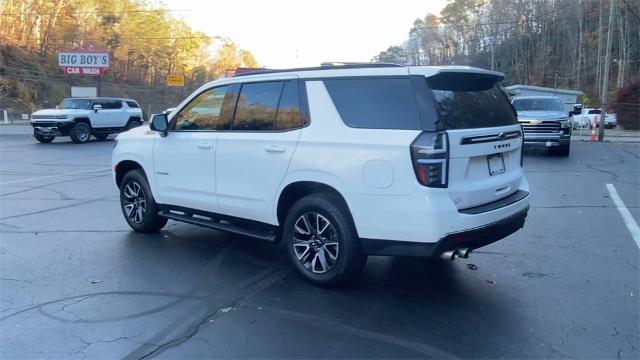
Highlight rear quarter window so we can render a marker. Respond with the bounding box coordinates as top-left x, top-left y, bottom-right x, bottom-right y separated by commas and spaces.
323, 78, 422, 130
126, 101, 140, 108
